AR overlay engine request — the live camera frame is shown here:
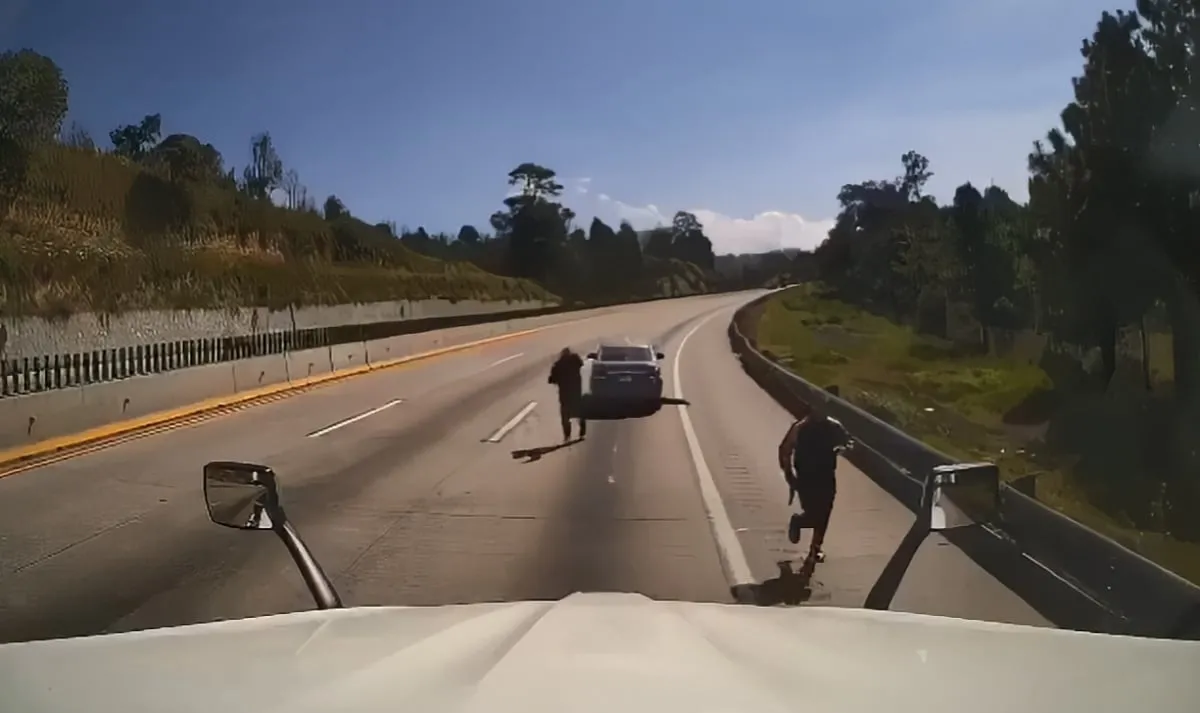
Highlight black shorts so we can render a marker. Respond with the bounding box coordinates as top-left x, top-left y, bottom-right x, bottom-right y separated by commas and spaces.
795, 471, 836, 513
558, 392, 583, 417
